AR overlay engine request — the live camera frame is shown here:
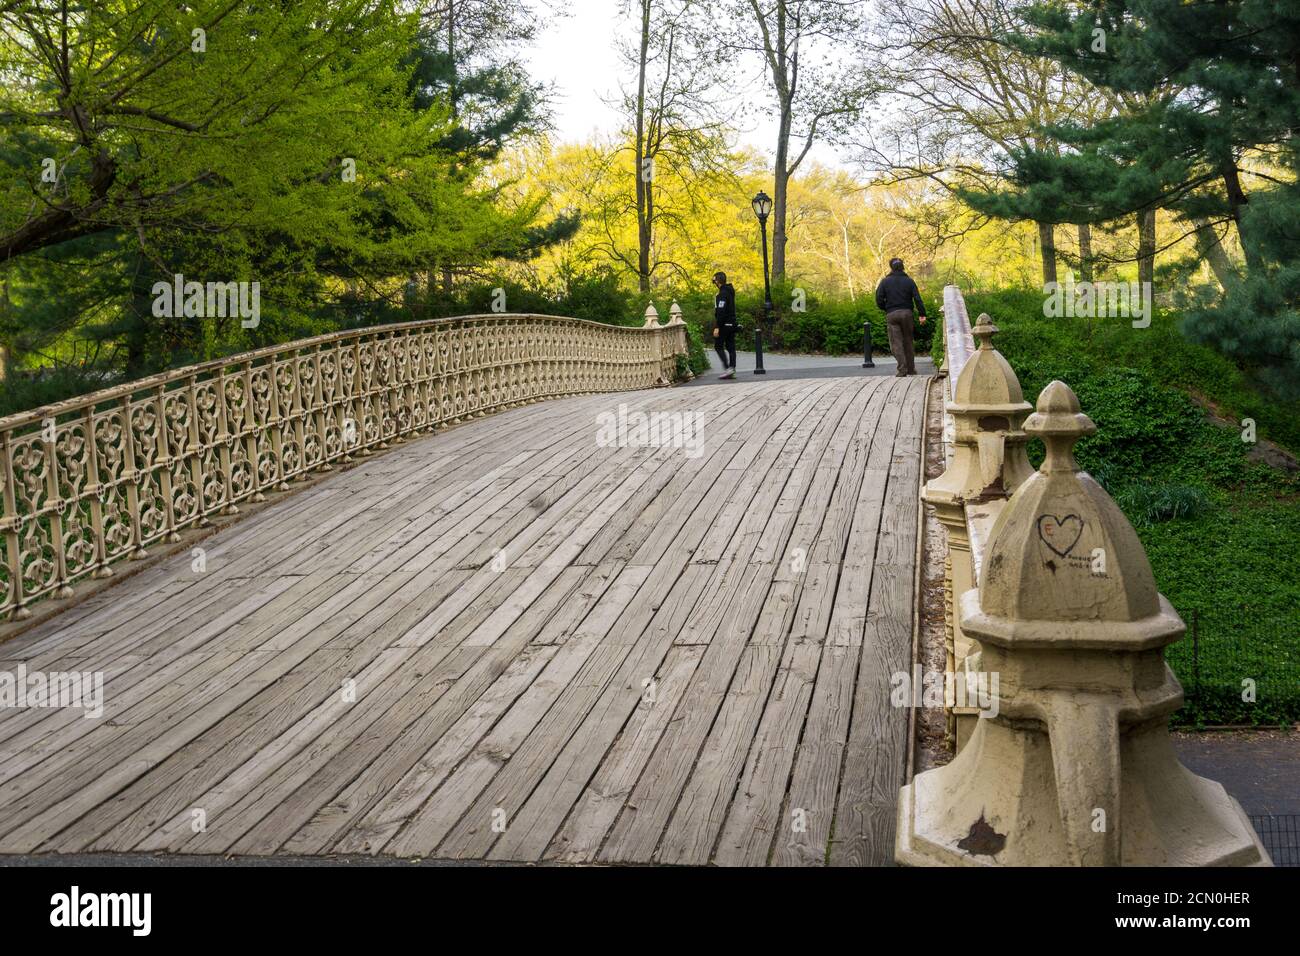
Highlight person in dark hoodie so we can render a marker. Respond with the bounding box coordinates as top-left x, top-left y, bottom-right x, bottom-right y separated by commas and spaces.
874, 258, 927, 376
712, 271, 738, 379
